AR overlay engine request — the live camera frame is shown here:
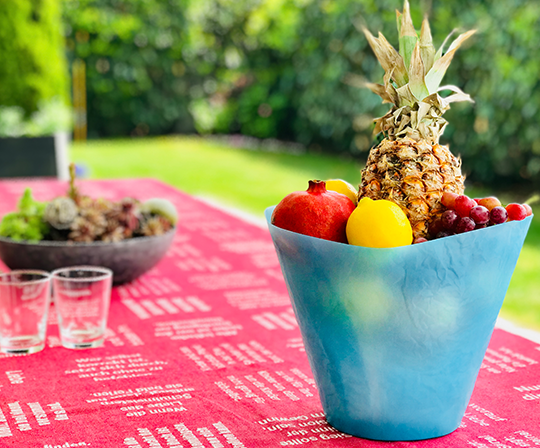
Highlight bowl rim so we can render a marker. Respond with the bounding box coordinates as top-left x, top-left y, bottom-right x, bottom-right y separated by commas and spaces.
0, 226, 176, 248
